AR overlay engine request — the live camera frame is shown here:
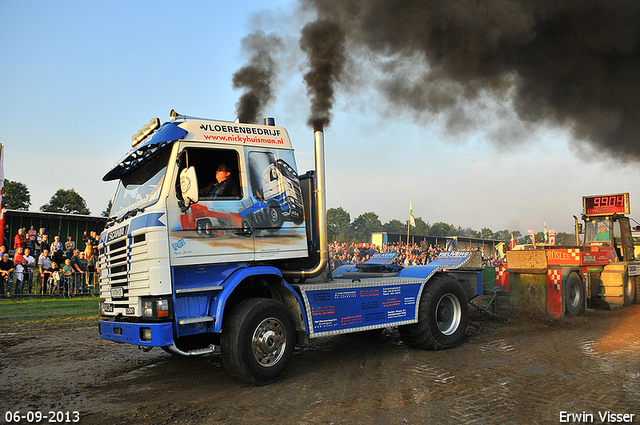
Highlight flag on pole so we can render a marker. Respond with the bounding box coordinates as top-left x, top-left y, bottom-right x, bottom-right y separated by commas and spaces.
510, 233, 516, 250
549, 230, 556, 245
409, 200, 416, 227
528, 230, 536, 245
544, 220, 549, 243
0, 143, 4, 240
